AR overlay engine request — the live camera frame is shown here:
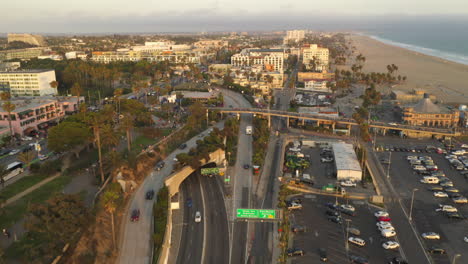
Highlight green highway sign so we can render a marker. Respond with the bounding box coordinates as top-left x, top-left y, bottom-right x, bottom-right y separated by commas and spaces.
236, 209, 277, 219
